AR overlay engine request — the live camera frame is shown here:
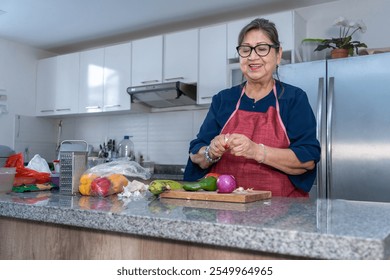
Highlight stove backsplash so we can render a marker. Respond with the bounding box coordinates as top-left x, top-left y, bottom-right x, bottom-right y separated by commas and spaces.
14, 109, 208, 165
